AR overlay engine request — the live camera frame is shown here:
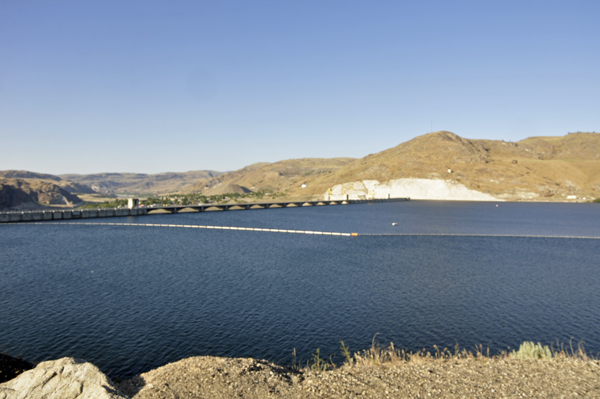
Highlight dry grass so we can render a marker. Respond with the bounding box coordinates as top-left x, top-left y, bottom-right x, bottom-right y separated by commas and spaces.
305, 336, 594, 372
350, 341, 492, 367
